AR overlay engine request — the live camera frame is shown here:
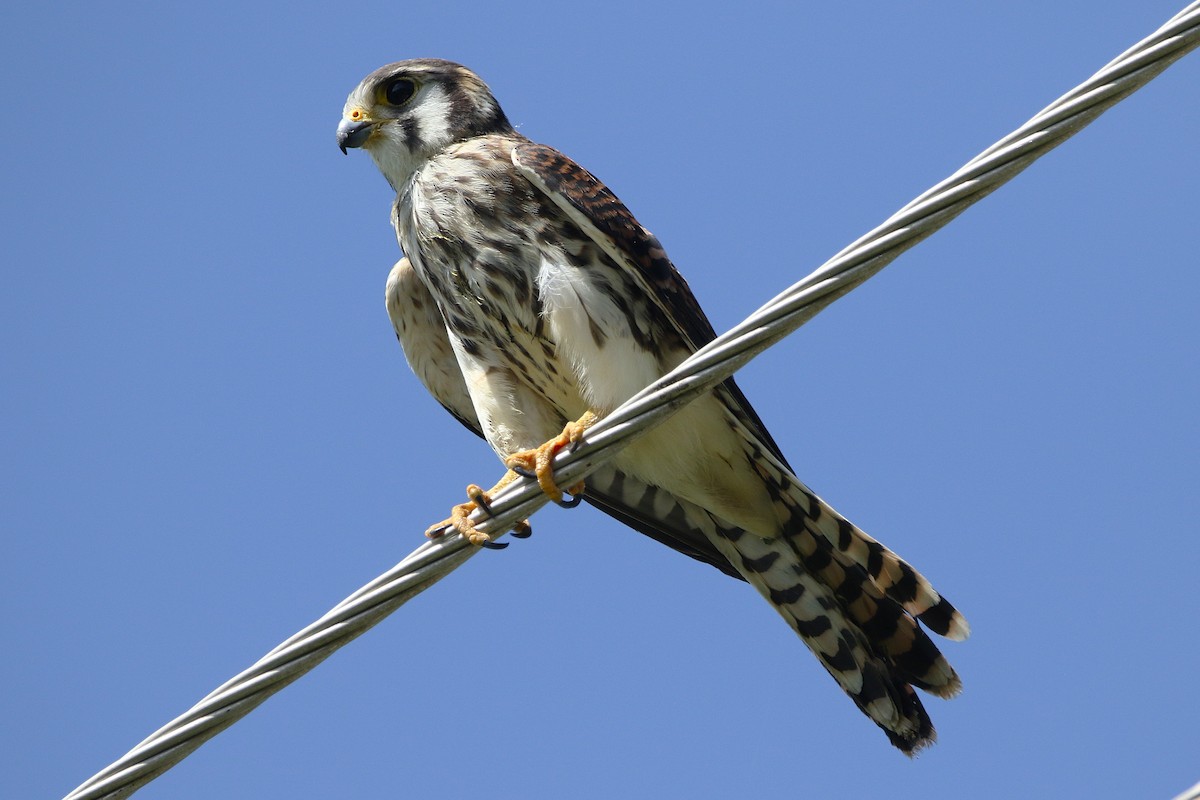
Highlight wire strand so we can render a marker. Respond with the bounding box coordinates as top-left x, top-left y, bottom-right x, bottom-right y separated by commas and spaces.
64, 4, 1200, 798
1173, 780, 1200, 800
